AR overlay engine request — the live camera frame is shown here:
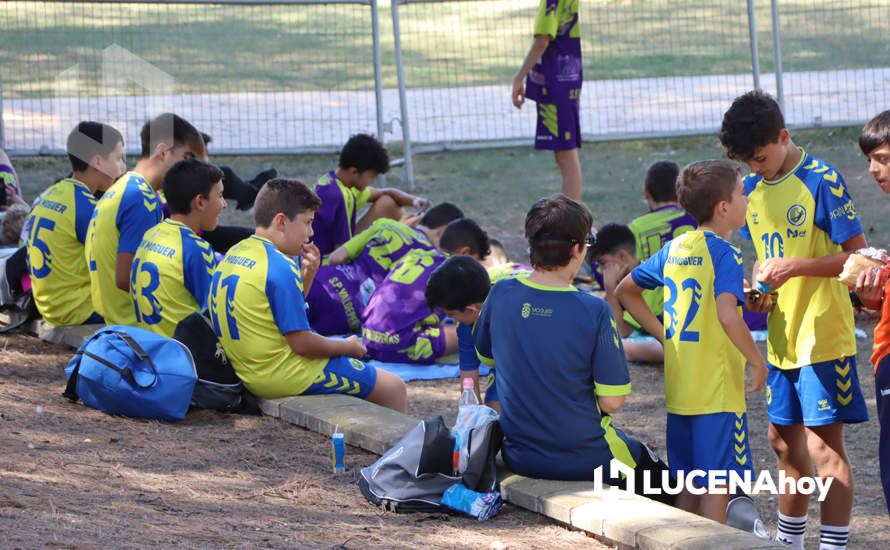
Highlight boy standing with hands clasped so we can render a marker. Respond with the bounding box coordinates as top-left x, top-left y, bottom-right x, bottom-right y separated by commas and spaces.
618, 160, 767, 523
